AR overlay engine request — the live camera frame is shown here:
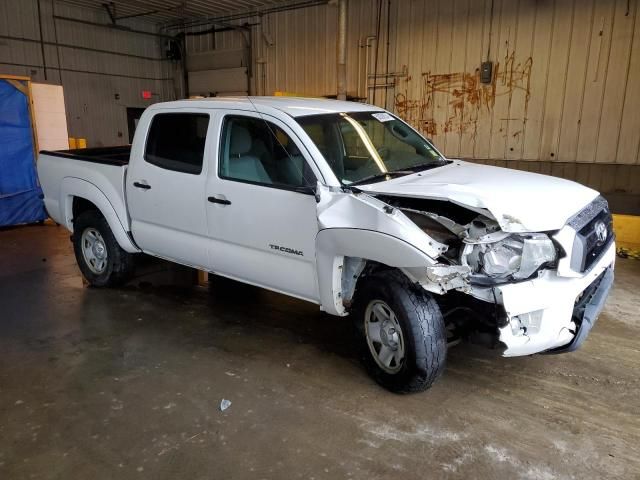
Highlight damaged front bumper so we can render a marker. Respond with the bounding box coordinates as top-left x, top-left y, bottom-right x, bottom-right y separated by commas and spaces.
494, 242, 616, 357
